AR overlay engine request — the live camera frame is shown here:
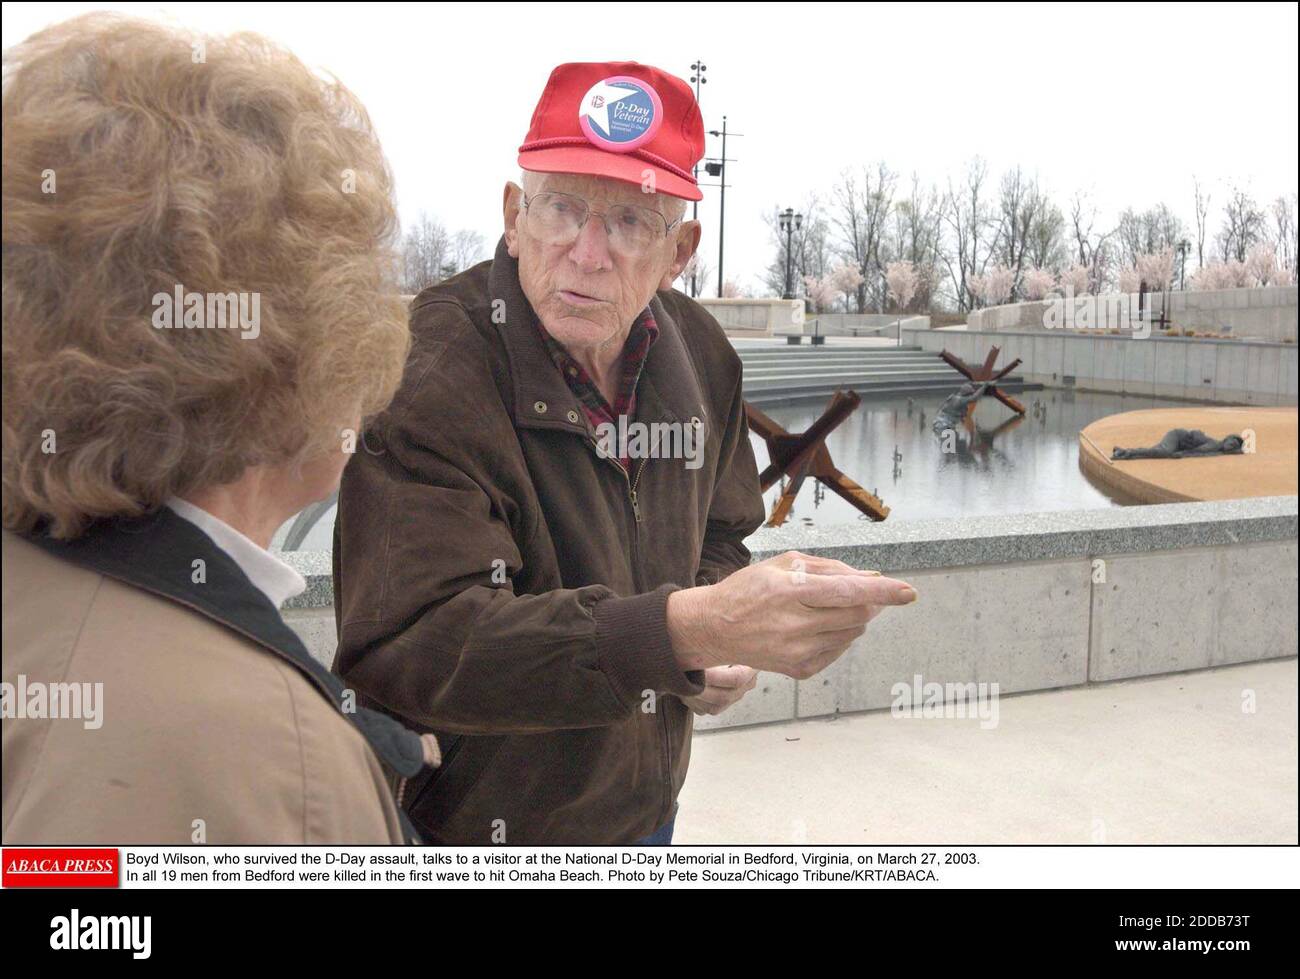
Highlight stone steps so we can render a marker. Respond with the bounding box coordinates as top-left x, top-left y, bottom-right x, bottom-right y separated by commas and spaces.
734, 343, 1035, 404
